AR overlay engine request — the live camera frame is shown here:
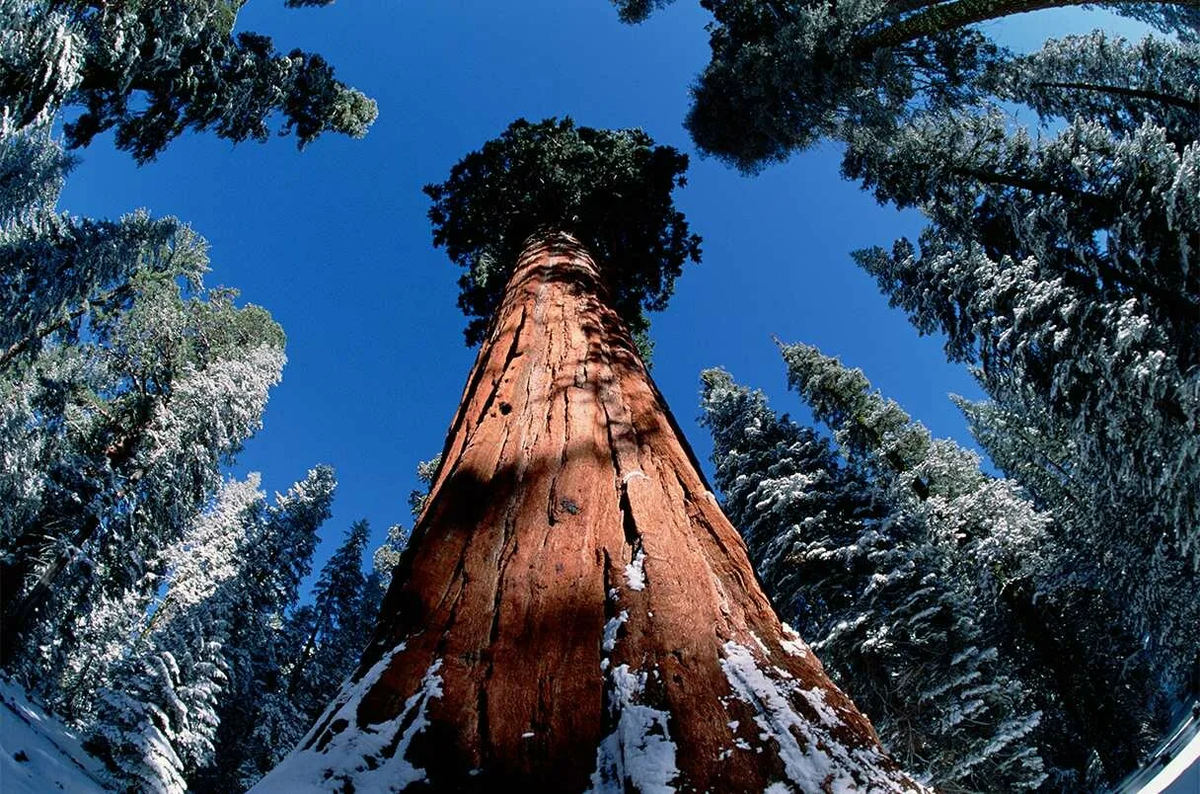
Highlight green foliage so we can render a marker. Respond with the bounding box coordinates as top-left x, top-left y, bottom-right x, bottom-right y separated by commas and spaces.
684, 0, 1005, 170
424, 117, 701, 344
841, 31, 1200, 701
610, 0, 676, 23
620, 0, 1199, 171
700, 365, 1049, 791
0, 0, 377, 162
